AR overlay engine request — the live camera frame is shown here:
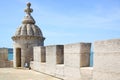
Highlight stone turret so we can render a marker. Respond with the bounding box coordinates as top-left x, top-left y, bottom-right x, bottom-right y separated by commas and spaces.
12, 2, 45, 68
